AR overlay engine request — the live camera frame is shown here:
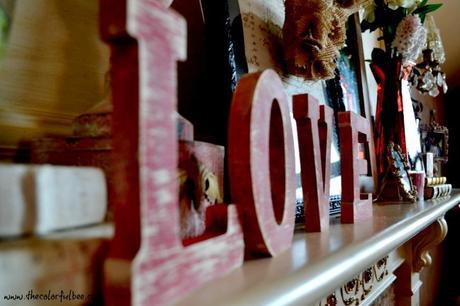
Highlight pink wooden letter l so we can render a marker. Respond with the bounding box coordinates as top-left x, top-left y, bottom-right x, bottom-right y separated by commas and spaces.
101, 1, 244, 305
293, 95, 333, 232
